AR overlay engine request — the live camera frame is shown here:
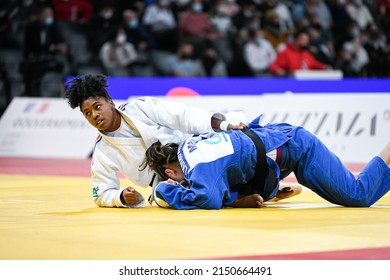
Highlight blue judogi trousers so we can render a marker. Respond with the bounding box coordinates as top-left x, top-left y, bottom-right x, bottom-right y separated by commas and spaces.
277, 126, 390, 207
